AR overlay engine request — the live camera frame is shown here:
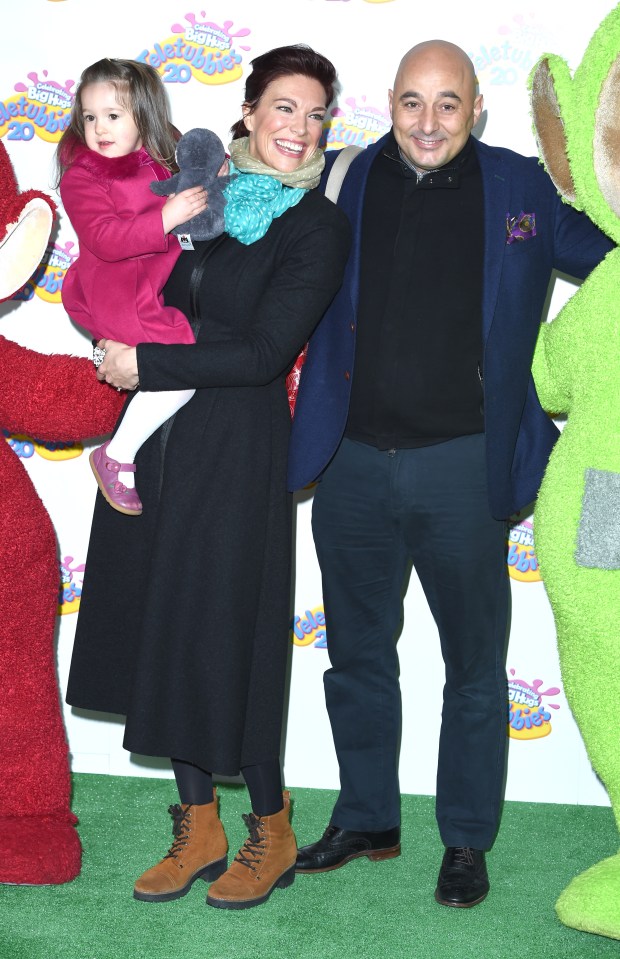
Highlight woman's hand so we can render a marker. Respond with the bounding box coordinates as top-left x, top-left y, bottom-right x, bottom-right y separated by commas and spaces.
96, 339, 140, 391
162, 186, 208, 234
